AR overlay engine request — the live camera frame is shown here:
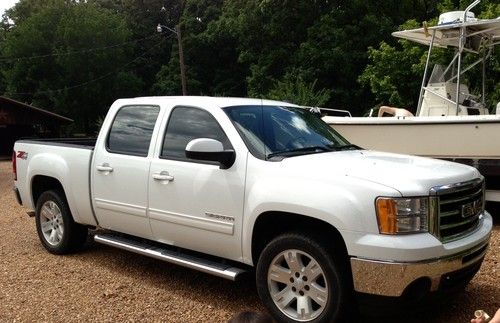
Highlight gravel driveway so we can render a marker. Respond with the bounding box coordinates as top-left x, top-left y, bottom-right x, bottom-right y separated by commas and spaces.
0, 161, 498, 322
